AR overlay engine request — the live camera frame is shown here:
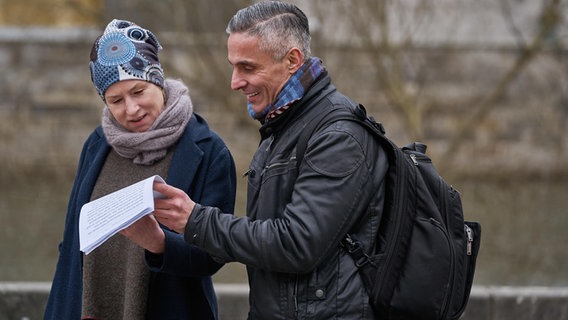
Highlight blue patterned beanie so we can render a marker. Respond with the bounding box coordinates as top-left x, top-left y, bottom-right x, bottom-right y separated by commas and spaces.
89, 19, 164, 98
